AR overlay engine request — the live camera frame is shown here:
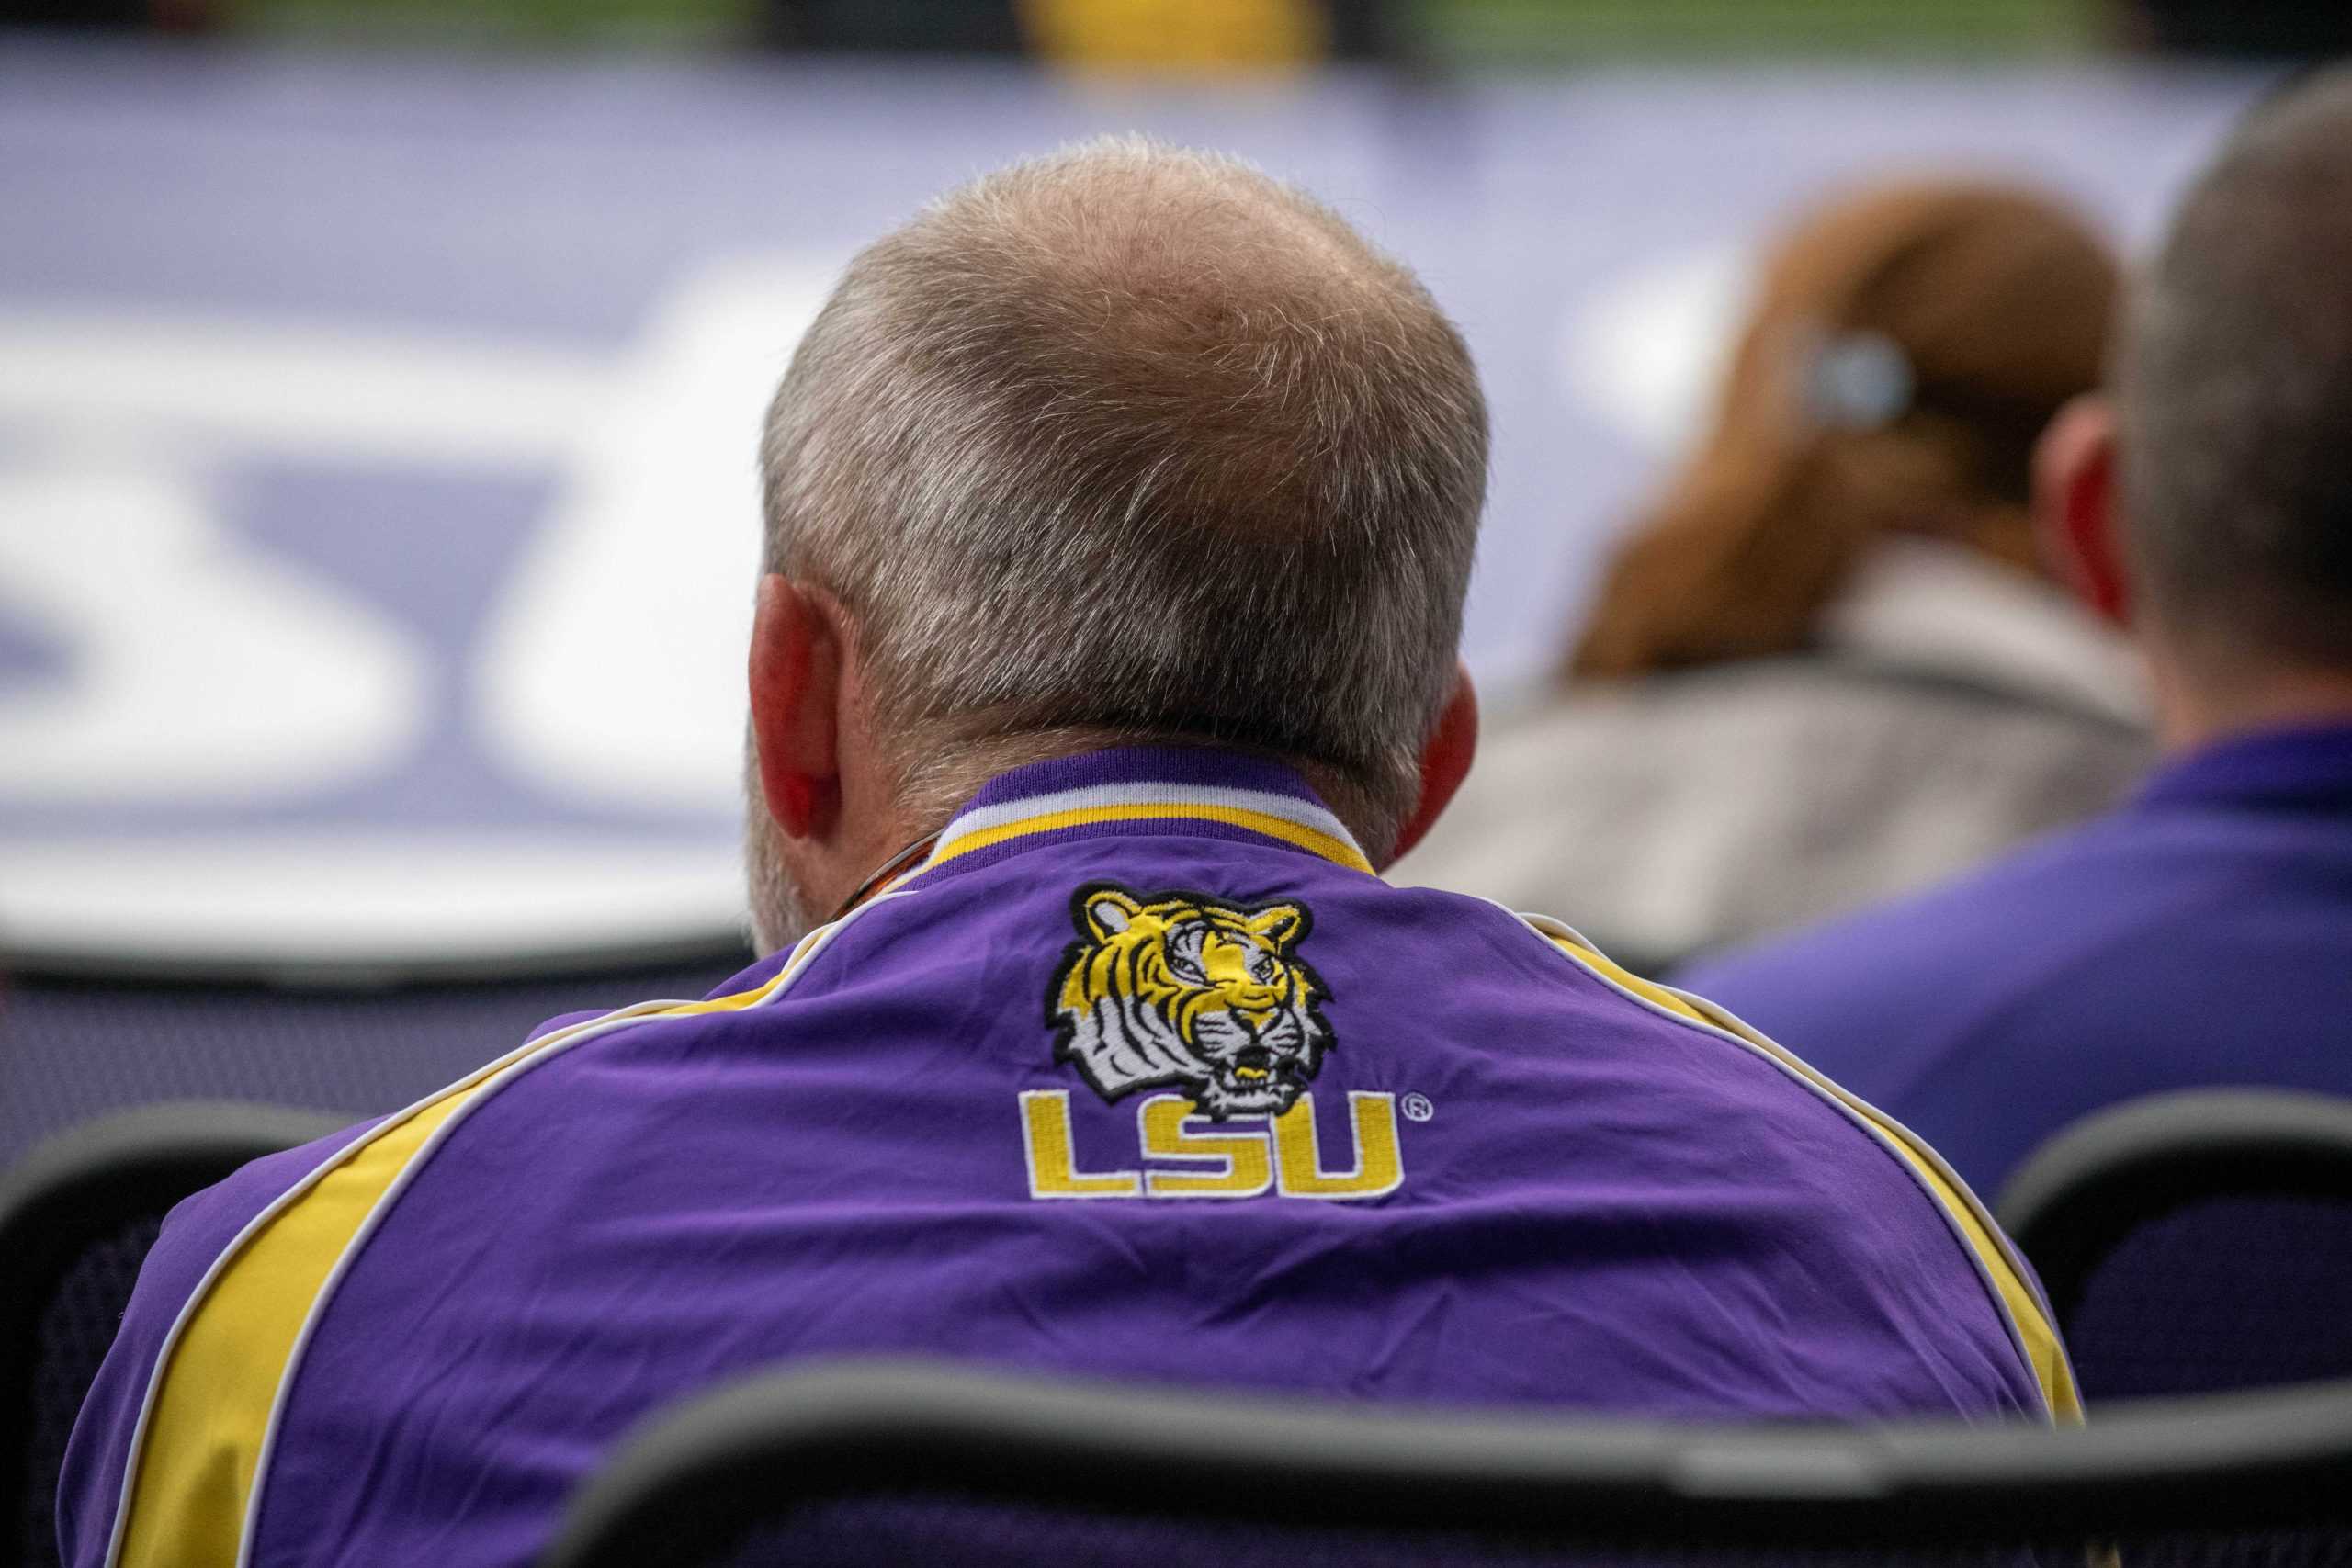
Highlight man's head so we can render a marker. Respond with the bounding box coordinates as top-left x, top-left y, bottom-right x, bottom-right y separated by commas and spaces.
745, 139, 1488, 951
2040, 71, 2352, 747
